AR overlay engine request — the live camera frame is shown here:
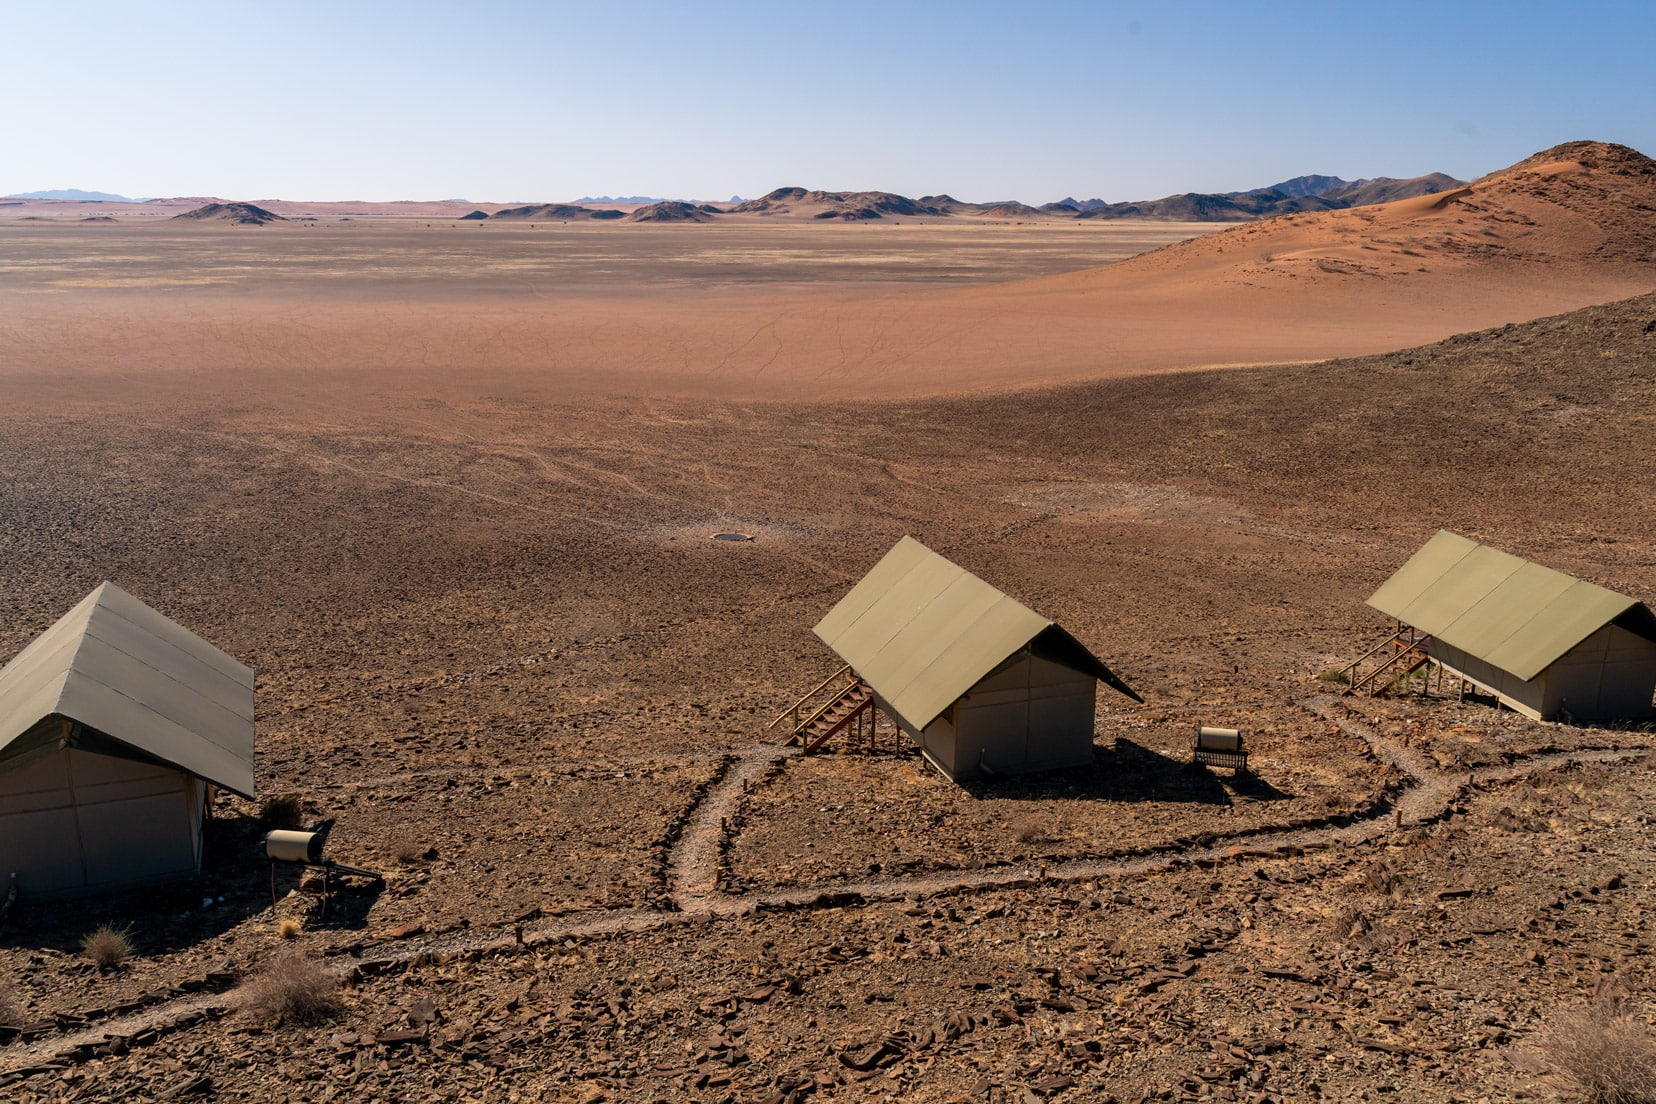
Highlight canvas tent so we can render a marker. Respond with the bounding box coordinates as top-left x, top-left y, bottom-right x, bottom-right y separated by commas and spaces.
1368, 531, 1656, 721
0, 583, 255, 899
814, 536, 1140, 781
